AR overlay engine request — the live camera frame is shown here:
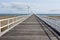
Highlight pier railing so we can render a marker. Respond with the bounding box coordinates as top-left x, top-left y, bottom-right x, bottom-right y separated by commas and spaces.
39, 17, 60, 36
0, 16, 28, 36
